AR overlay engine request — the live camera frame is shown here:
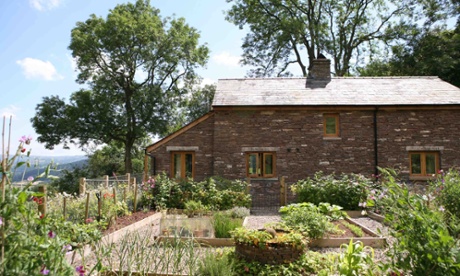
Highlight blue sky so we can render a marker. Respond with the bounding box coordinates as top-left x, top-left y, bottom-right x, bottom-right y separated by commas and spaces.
0, 0, 265, 156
